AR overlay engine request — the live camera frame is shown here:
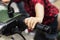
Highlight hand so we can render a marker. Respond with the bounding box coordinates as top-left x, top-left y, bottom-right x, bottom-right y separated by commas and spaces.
24, 17, 40, 30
